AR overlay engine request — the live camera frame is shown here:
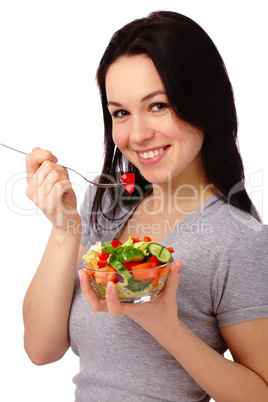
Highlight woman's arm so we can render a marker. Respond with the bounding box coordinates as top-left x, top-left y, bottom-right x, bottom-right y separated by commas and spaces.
78, 262, 268, 401
23, 231, 82, 365
23, 148, 83, 365
158, 316, 268, 402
